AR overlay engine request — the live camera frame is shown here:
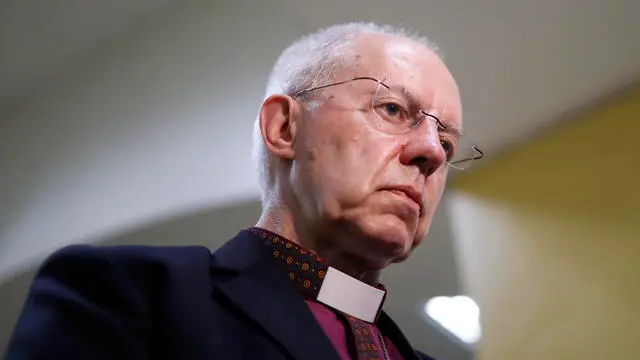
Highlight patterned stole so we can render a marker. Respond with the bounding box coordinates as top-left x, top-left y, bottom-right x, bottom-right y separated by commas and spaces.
248, 227, 389, 360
